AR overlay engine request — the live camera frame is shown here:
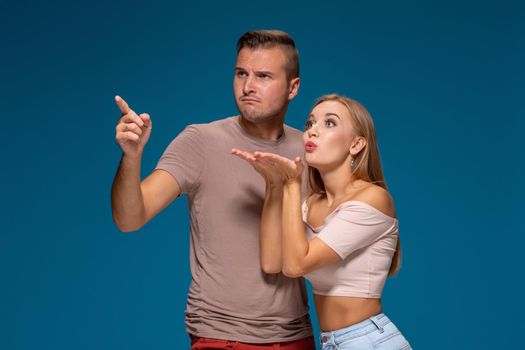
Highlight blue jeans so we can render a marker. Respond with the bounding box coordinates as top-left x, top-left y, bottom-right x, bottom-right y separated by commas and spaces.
320, 313, 411, 350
